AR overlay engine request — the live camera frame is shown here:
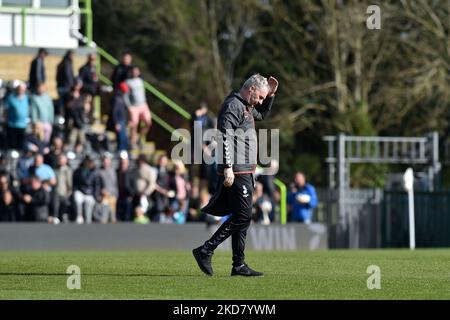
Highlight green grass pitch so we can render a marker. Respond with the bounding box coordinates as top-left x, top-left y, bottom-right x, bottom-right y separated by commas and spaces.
0, 250, 449, 299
